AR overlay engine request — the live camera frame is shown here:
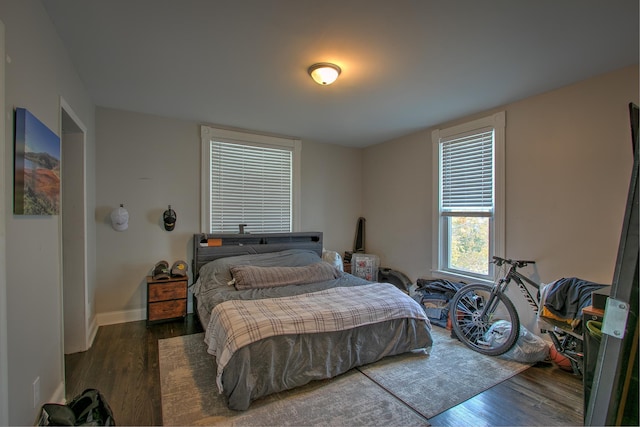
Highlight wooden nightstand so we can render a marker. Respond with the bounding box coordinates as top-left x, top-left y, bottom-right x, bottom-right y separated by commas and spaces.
343, 262, 351, 274
146, 275, 188, 326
